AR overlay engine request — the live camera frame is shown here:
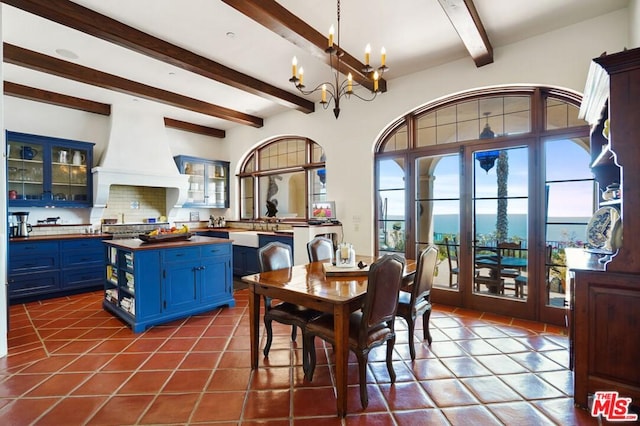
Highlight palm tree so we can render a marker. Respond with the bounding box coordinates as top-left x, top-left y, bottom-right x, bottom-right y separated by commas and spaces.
496, 150, 509, 242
